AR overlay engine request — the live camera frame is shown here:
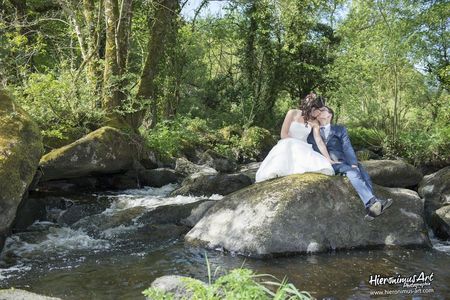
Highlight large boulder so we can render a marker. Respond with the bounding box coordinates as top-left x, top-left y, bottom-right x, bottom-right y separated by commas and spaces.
185, 173, 430, 257
39, 126, 156, 181
361, 159, 423, 188
0, 91, 43, 251
418, 166, 450, 239
170, 172, 252, 197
